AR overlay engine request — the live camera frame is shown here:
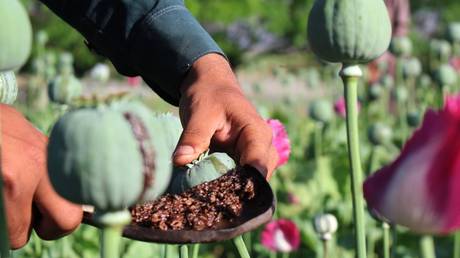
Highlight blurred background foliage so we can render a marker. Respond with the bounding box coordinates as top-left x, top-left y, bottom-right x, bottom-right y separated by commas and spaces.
19, 0, 460, 73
